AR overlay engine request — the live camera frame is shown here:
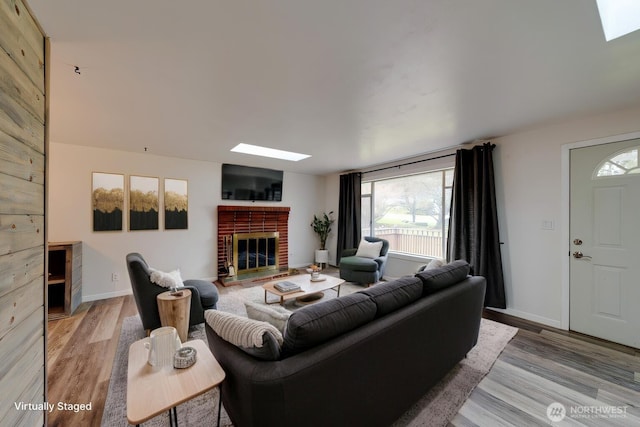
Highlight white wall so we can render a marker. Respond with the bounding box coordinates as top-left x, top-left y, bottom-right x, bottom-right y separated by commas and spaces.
323, 105, 640, 329
322, 173, 340, 265
48, 143, 322, 301
493, 105, 640, 327
51, 104, 640, 316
